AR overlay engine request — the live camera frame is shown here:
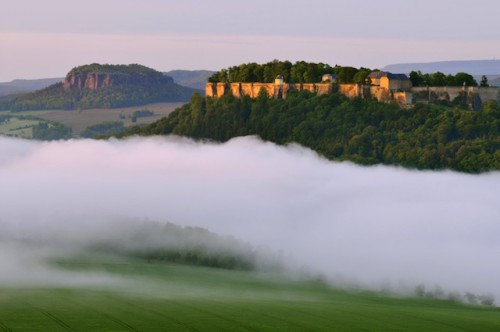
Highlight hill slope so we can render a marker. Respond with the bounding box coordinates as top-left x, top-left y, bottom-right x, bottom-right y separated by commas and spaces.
2, 64, 199, 111
1, 257, 499, 331
0, 77, 63, 97
164, 70, 216, 90
1, 214, 498, 331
